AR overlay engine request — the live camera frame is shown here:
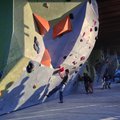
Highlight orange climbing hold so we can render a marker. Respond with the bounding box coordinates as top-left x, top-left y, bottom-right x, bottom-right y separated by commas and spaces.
53, 16, 72, 39
41, 49, 51, 67
33, 13, 50, 35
